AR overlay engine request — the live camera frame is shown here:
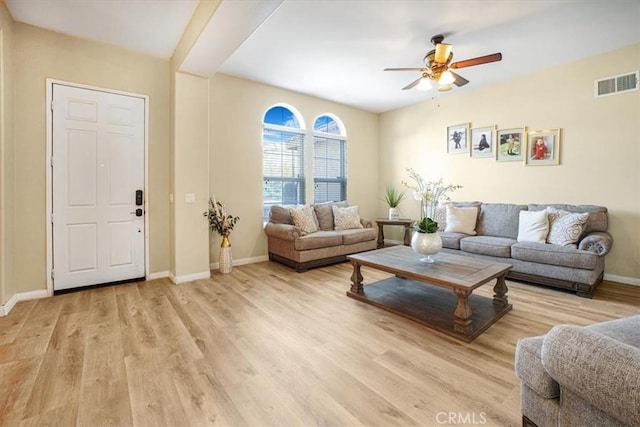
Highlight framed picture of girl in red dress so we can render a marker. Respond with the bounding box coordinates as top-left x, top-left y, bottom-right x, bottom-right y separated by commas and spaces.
526, 129, 561, 166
